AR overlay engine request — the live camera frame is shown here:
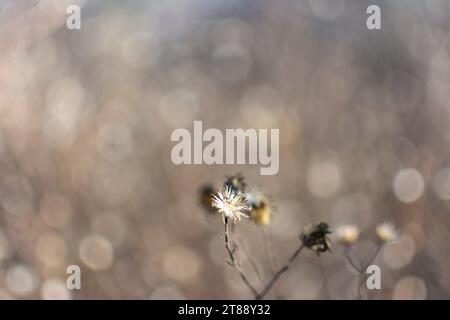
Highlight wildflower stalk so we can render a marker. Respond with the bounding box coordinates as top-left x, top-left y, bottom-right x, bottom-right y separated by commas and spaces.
344, 246, 362, 273
256, 243, 305, 300
346, 242, 383, 299
361, 242, 382, 270
224, 218, 259, 297
356, 272, 369, 299
263, 230, 278, 293
238, 240, 264, 285
338, 223, 397, 299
